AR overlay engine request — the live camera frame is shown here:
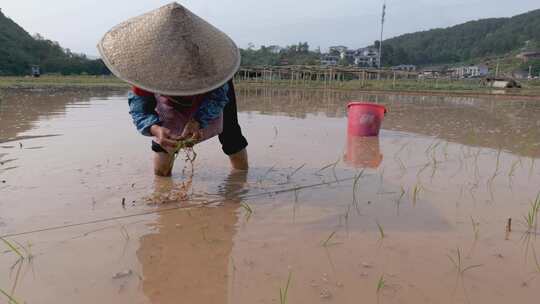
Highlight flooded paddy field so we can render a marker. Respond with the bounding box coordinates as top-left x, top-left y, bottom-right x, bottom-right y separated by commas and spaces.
1, 87, 540, 303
